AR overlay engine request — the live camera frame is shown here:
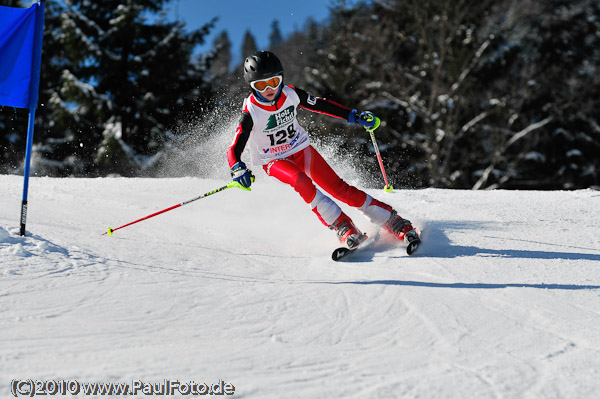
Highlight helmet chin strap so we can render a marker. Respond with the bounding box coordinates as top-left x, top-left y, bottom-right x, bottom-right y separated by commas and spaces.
254, 84, 283, 103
